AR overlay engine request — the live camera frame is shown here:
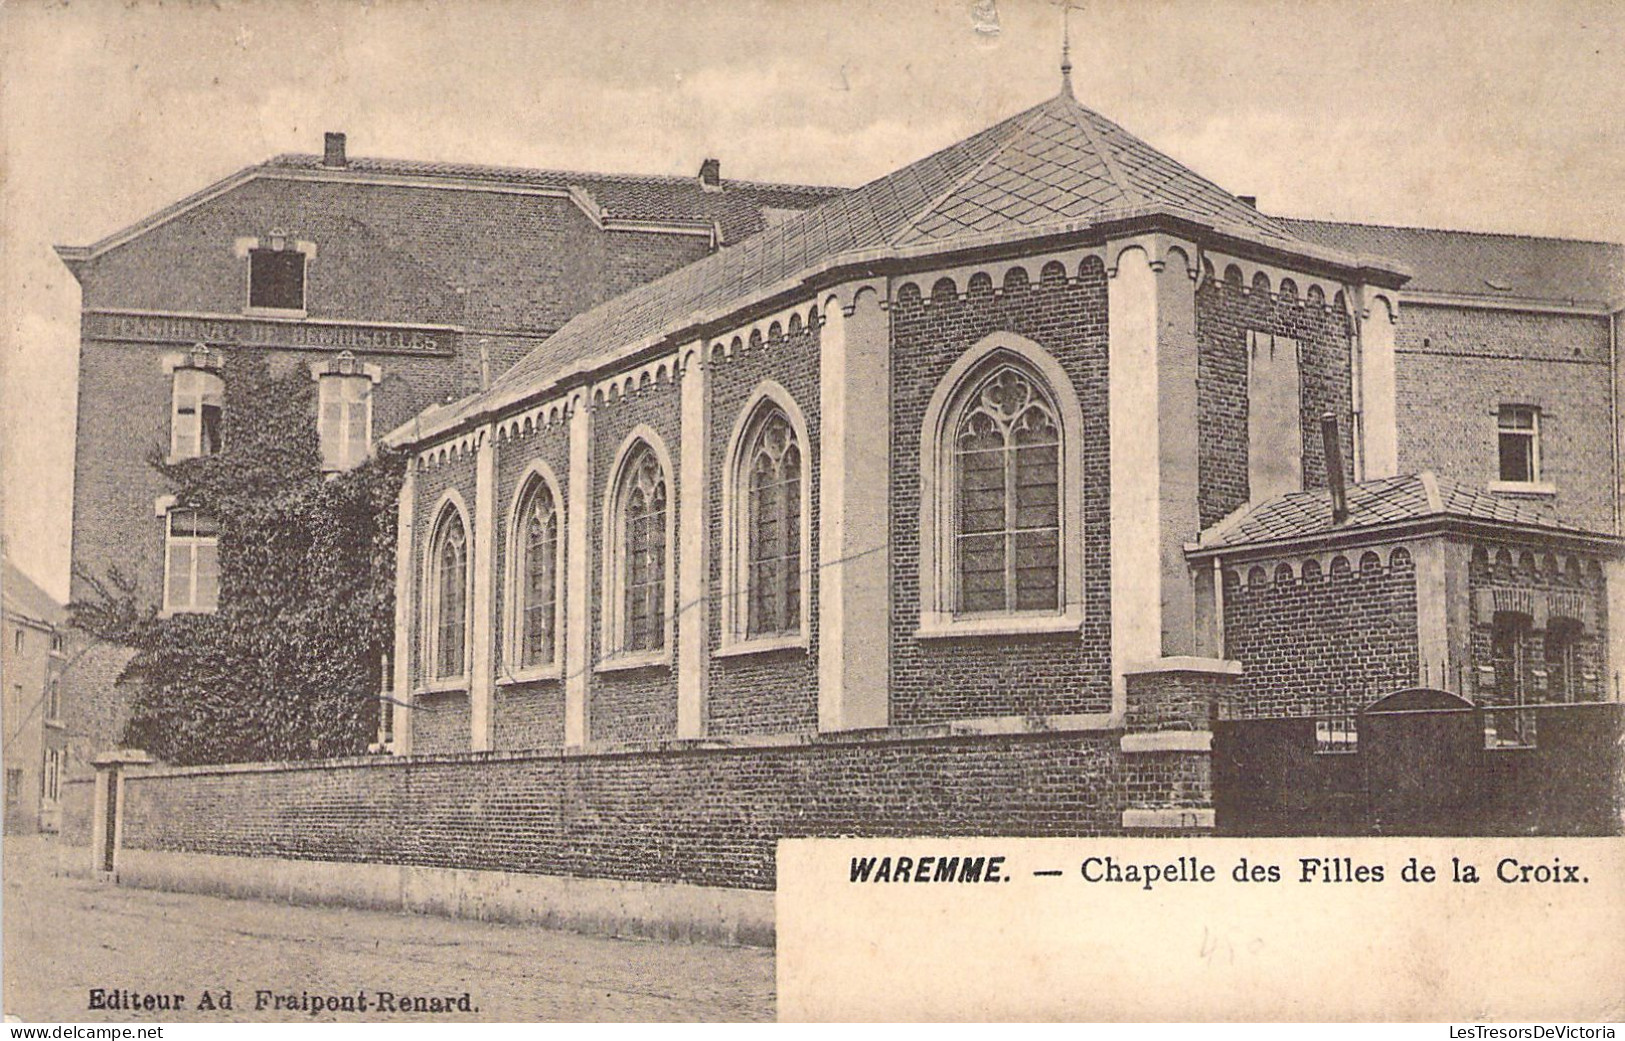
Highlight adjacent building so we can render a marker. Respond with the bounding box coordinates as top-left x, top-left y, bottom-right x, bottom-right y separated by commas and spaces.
3, 559, 69, 833
53, 135, 841, 758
